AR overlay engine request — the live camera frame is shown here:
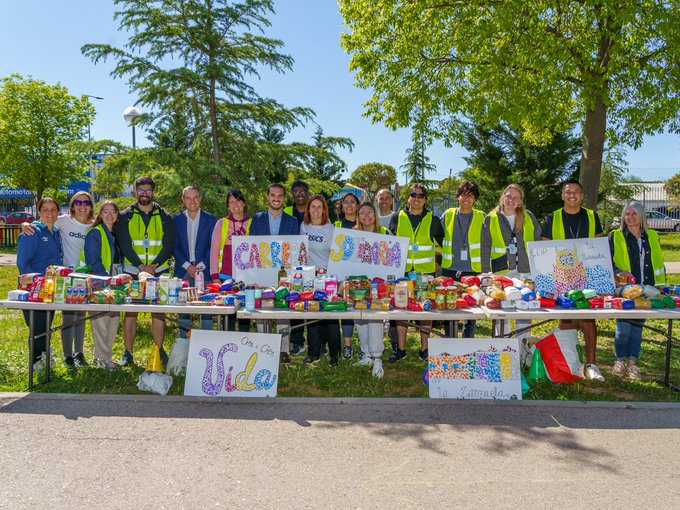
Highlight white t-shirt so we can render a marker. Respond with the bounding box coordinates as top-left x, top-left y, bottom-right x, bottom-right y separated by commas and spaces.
378, 212, 394, 230
55, 214, 93, 267
300, 222, 335, 269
